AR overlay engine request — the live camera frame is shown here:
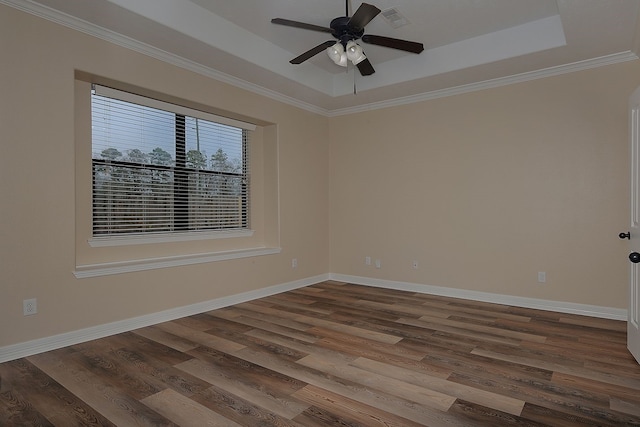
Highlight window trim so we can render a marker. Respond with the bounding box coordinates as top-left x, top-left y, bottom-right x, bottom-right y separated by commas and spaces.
74, 78, 281, 277
73, 247, 281, 278
93, 85, 256, 131
88, 228, 254, 247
